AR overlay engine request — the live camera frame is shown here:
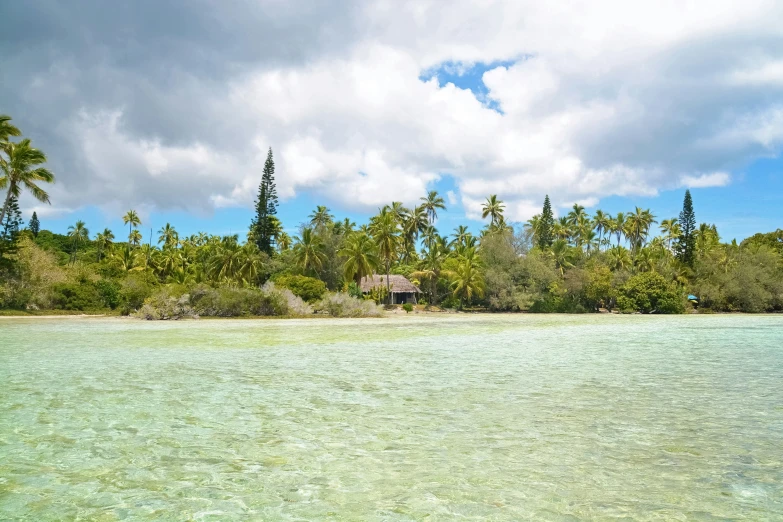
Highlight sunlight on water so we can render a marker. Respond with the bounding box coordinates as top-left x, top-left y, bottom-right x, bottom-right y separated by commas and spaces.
1, 315, 782, 520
